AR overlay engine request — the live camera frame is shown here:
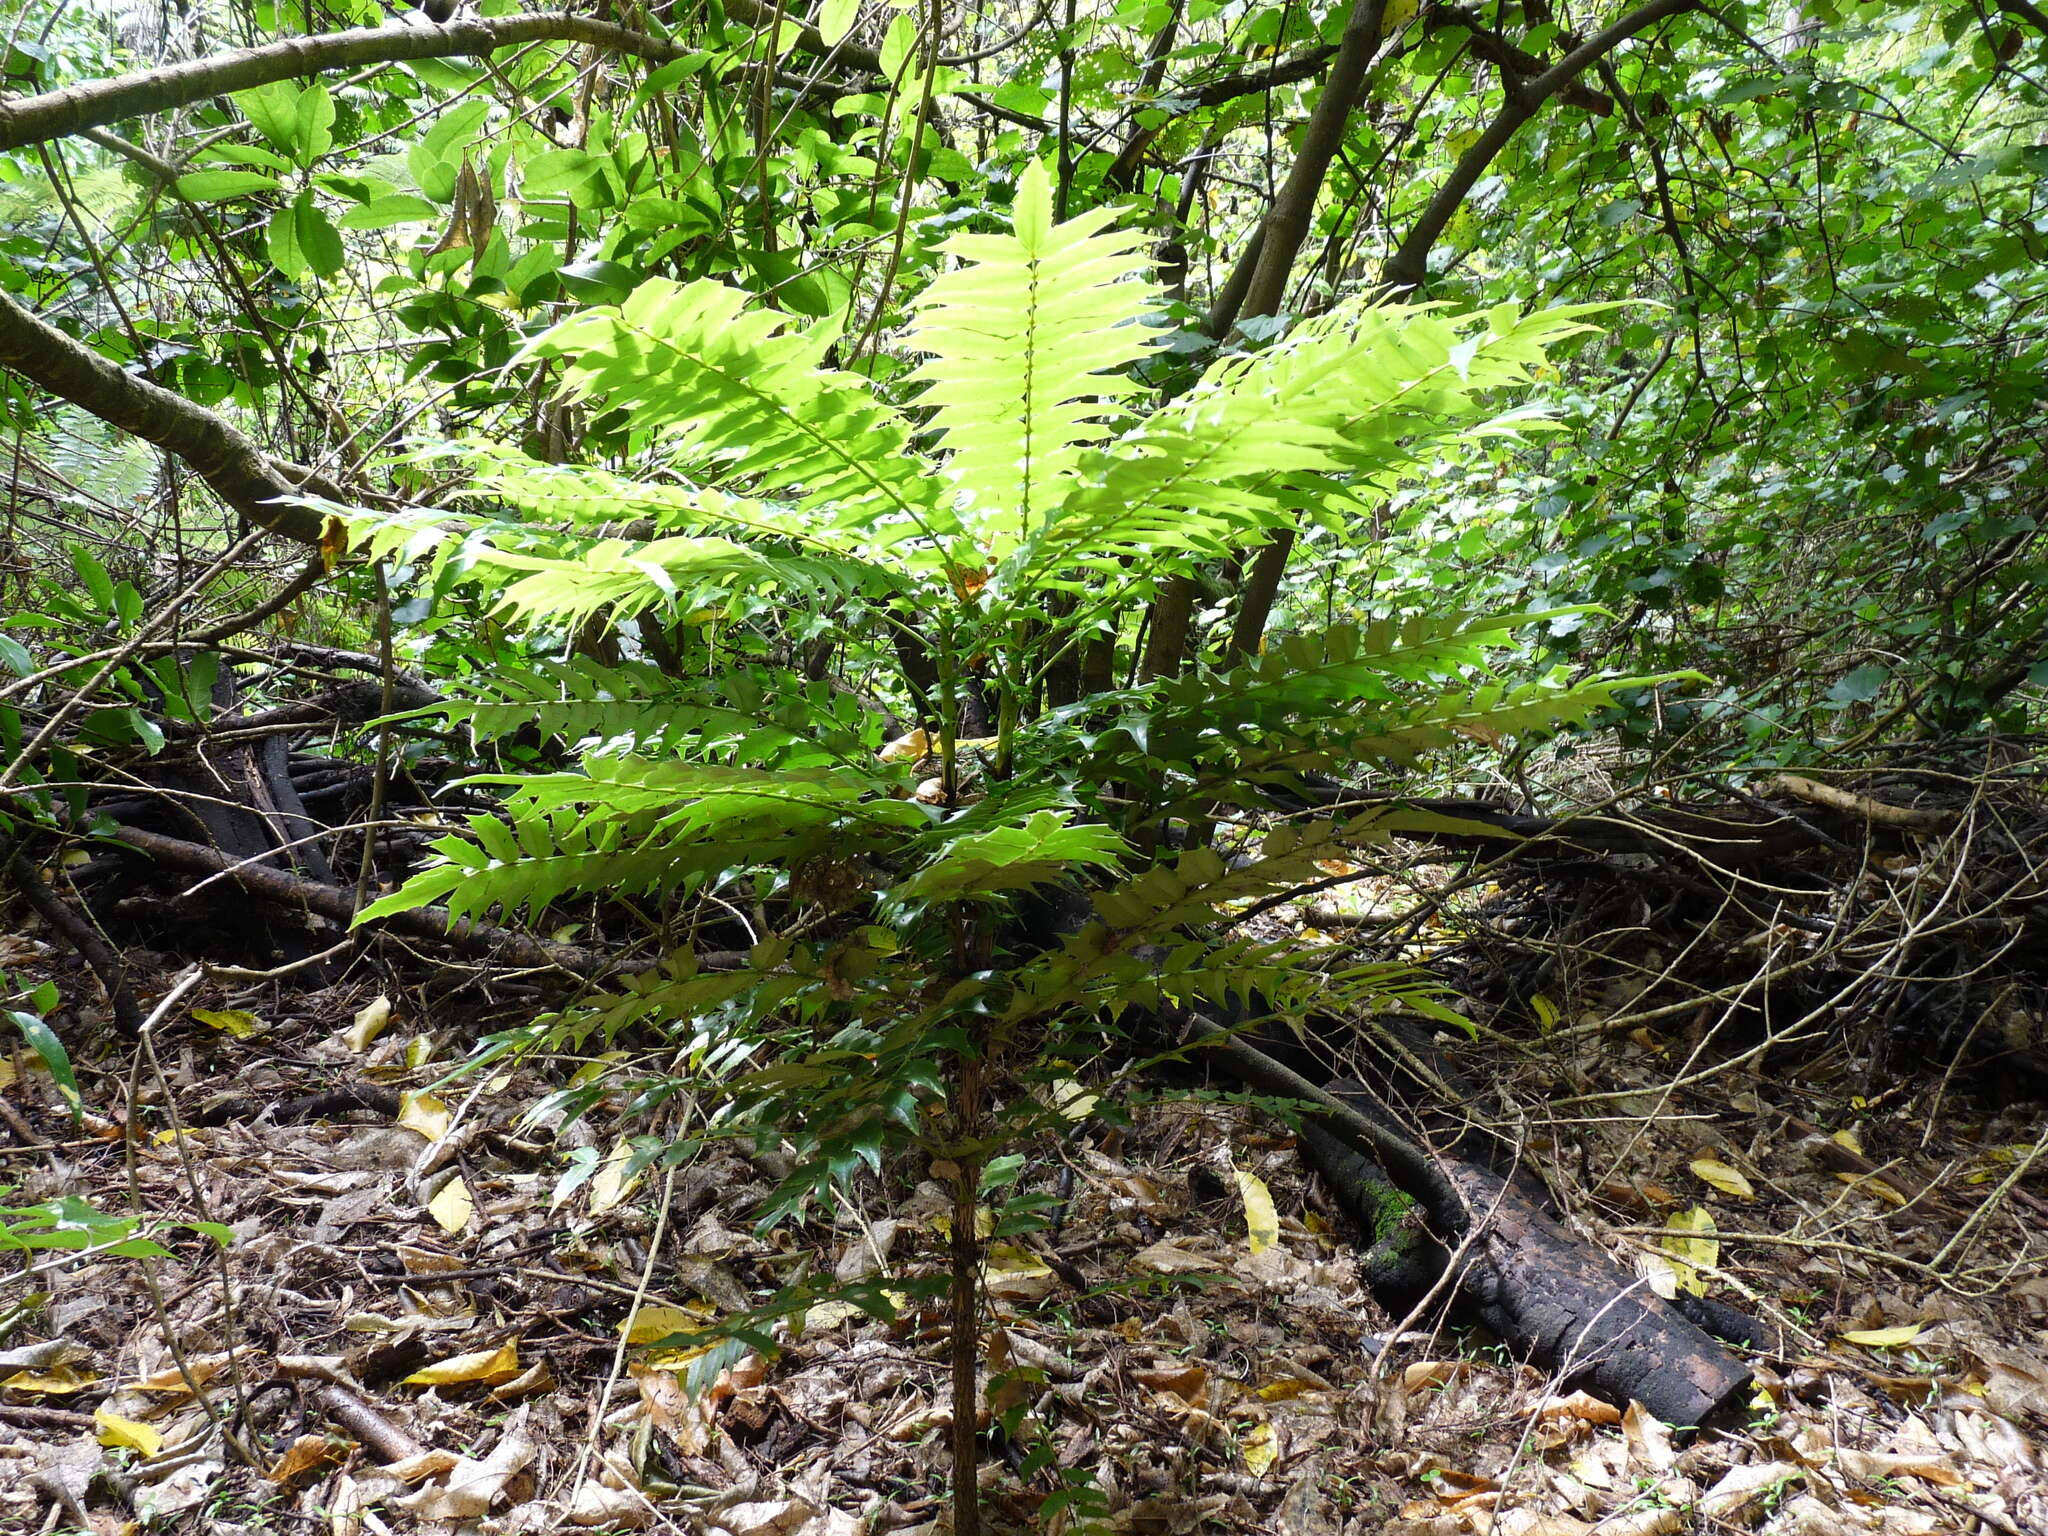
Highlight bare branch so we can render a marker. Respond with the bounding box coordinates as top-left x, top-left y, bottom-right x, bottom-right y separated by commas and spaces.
0, 8, 878, 155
